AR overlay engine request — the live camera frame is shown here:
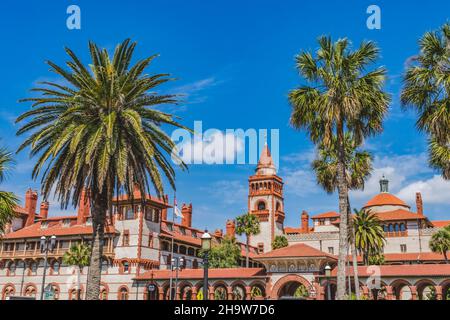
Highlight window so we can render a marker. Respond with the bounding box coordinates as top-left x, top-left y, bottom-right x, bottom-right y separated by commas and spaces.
187, 247, 195, 256
125, 206, 135, 220
328, 247, 334, 255
400, 223, 406, 231
122, 230, 130, 246
118, 287, 129, 300
318, 219, 325, 226
179, 246, 187, 254
101, 259, 109, 274
179, 227, 186, 235
2, 286, 15, 300
161, 241, 170, 251
400, 244, 407, 253
52, 261, 60, 274
145, 207, 160, 223
257, 243, 264, 253
257, 201, 266, 211
24, 286, 36, 298
7, 261, 16, 276
122, 261, 130, 274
